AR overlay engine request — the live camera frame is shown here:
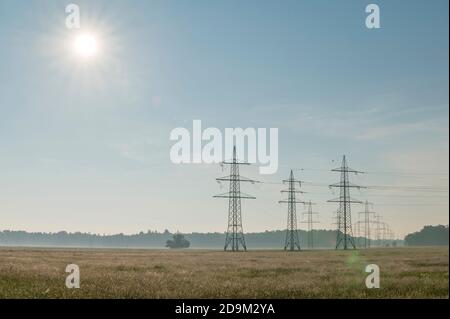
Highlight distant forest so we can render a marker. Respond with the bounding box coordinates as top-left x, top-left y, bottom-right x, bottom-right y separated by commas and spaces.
0, 229, 400, 249
404, 225, 449, 246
